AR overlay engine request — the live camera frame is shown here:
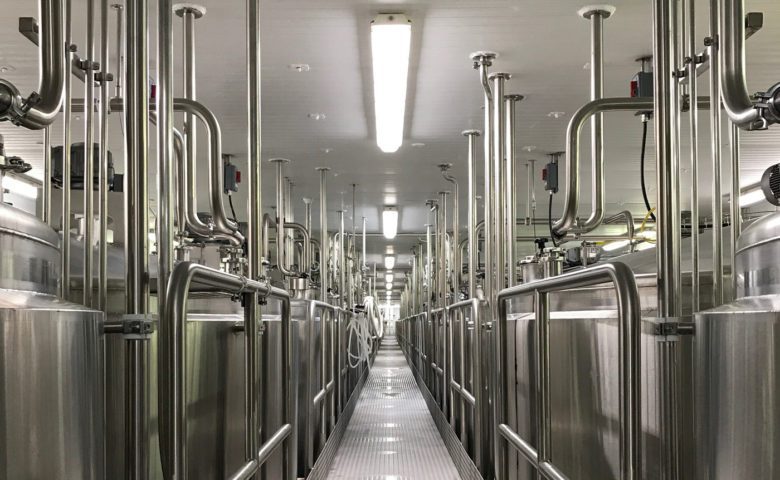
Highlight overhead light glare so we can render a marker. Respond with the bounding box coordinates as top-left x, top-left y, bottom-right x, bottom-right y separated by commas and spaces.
385, 282, 393, 290
602, 239, 630, 252
385, 273, 394, 283
371, 14, 411, 153
384, 255, 396, 270
382, 206, 398, 239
